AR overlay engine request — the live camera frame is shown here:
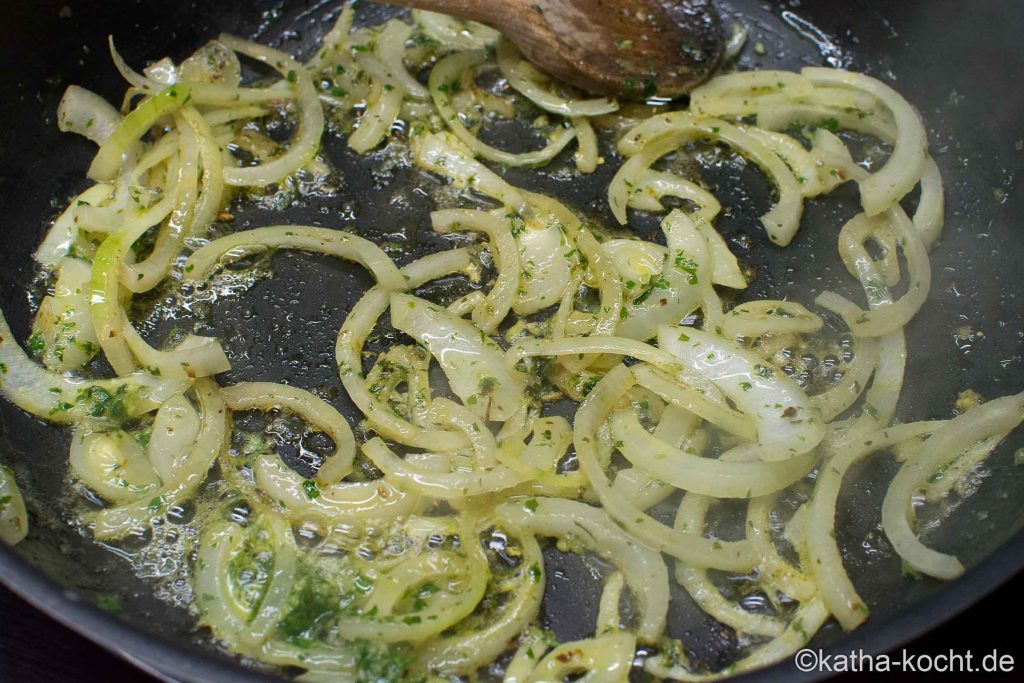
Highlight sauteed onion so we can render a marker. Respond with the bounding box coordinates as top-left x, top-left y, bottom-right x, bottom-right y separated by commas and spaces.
0, 5, 1020, 682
